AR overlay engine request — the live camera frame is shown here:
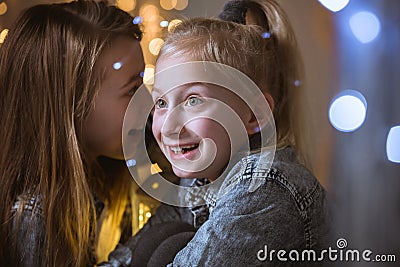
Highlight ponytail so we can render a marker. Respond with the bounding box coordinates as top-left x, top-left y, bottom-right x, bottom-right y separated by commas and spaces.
219, 0, 309, 166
